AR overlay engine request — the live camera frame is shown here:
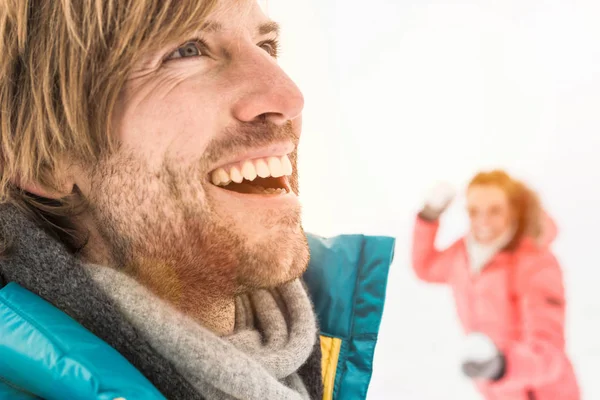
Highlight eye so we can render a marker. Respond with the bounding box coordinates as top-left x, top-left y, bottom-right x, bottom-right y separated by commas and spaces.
258, 39, 279, 58
165, 40, 206, 61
